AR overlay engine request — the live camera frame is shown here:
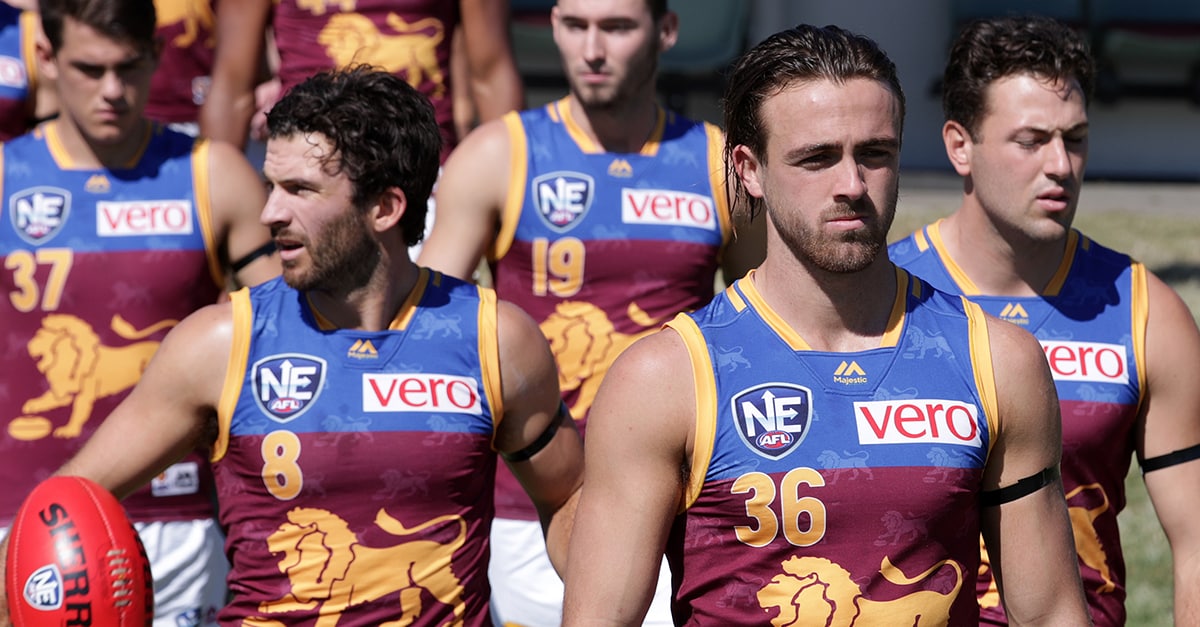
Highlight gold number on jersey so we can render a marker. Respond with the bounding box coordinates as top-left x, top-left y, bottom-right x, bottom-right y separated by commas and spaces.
531, 237, 584, 297
261, 430, 303, 500
5, 248, 74, 312
732, 468, 827, 548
